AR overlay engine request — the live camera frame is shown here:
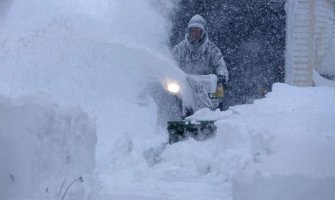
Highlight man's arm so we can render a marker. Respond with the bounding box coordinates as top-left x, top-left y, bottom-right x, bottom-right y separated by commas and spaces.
172, 43, 183, 64
211, 44, 229, 82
